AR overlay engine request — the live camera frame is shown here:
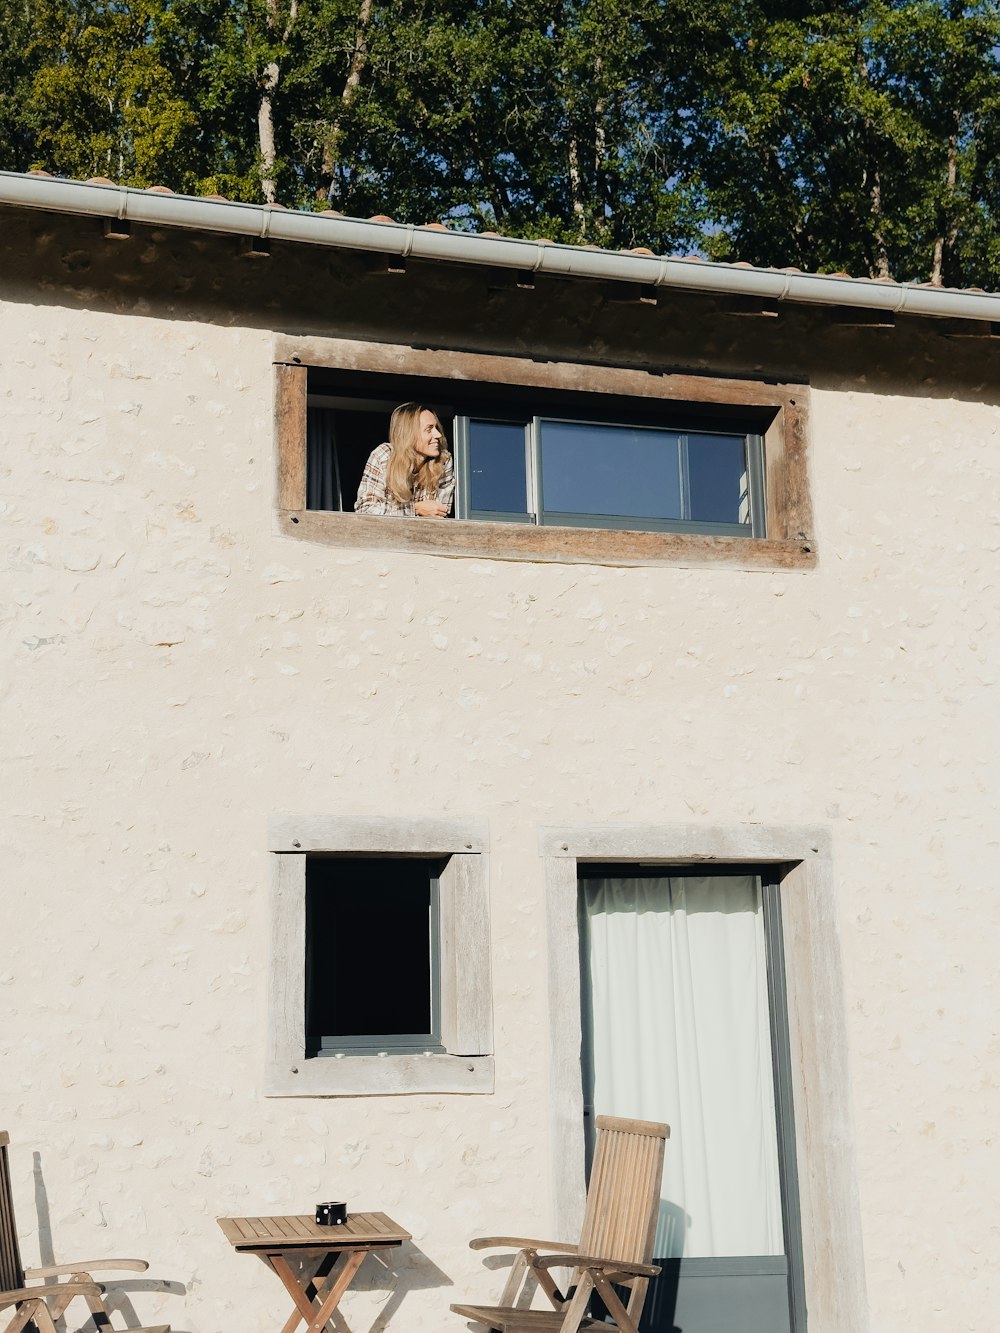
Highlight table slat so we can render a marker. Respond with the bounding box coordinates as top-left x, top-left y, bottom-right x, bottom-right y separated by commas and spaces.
216, 1212, 410, 1251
